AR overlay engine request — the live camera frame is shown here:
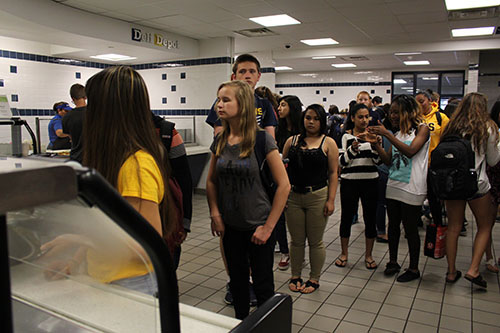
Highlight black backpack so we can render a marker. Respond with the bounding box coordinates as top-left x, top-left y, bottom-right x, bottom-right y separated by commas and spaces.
254, 130, 276, 201
327, 115, 344, 148
429, 135, 478, 200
